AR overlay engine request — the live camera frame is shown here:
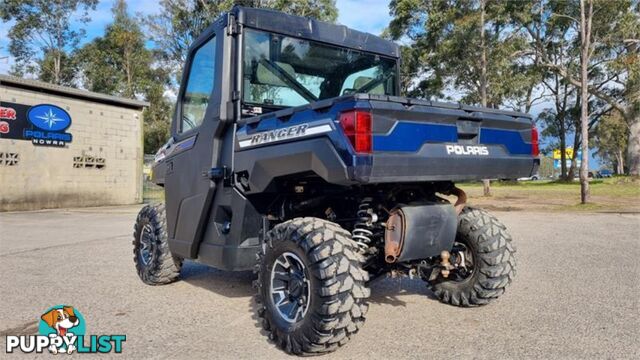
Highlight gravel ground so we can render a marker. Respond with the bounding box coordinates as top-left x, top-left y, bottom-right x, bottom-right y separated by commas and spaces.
1, 206, 638, 359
